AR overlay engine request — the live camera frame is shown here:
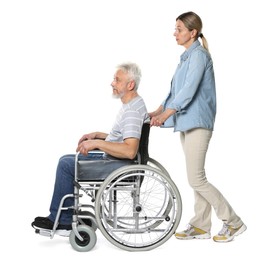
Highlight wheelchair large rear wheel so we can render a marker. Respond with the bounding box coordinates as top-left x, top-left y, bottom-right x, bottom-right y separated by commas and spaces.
147, 157, 170, 176
95, 164, 182, 251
